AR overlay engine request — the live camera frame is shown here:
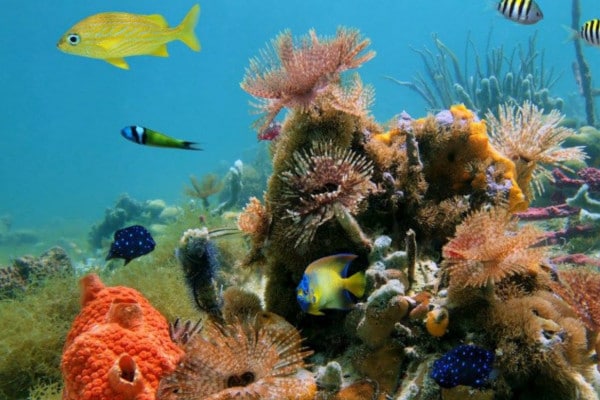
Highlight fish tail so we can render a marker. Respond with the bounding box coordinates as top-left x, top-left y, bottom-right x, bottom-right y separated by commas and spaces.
182, 141, 202, 151
177, 4, 201, 51
344, 271, 366, 298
